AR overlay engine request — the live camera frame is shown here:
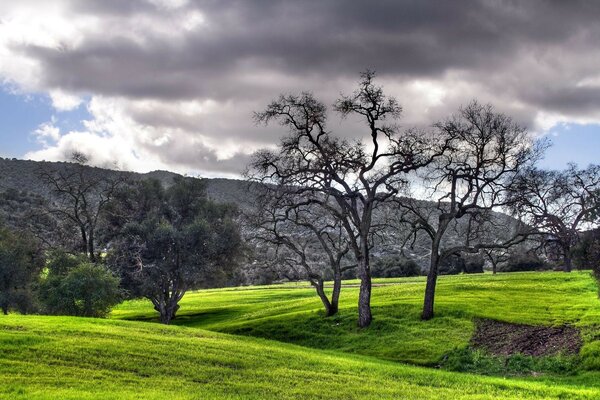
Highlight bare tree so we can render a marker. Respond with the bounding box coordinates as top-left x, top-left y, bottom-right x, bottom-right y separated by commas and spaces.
396, 101, 543, 320
38, 153, 126, 262
249, 188, 355, 316
247, 71, 440, 327
509, 164, 600, 271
